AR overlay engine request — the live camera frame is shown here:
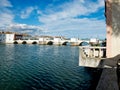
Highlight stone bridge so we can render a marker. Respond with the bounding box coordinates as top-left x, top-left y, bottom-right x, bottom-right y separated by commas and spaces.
14, 39, 39, 44
13, 39, 90, 46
